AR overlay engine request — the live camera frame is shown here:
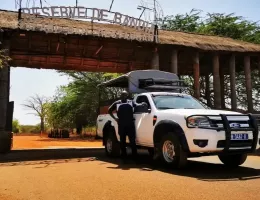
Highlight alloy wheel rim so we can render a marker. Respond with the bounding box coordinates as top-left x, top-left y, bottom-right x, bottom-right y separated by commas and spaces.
162, 140, 175, 162
107, 138, 113, 153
